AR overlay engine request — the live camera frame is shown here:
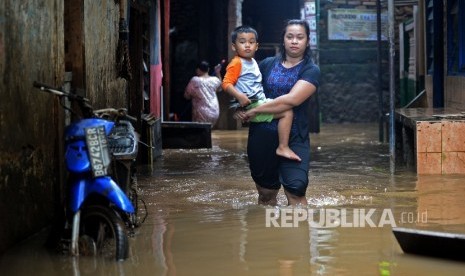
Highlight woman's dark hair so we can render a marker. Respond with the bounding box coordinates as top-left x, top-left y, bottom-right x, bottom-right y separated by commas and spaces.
279, 19, 311, 62
197, 61, 210, 73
